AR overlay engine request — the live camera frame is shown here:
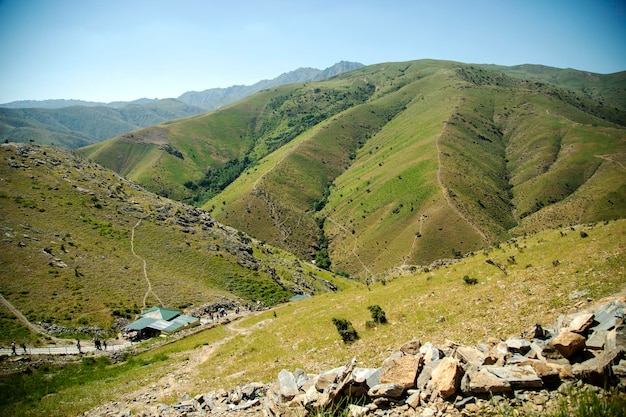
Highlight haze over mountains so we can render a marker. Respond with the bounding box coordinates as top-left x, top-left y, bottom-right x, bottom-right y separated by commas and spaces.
0, 61, 364, 149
